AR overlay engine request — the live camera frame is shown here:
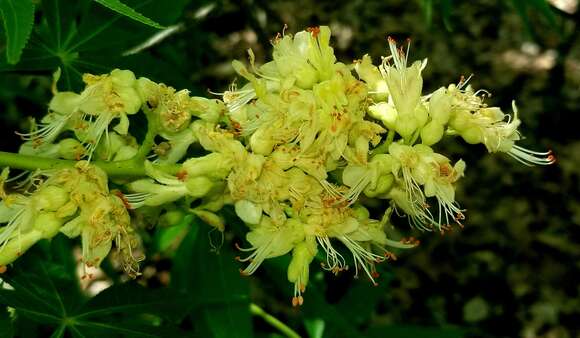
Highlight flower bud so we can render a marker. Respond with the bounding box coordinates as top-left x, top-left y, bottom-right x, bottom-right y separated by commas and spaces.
185, 176, 214, 198
34, 211, 65, 238
192, 209, 225, 232
294, 66, 319, 90
0, 230, 43, 266
235, 199, 263, 225
421, 120, 444, 146
34, 185, 69, 211
287, 238, 317, 291
351, 205, 370, 220
56, 201, 78, 219
370, 154, 395, 173
363, 174, 394, 198
429, 87, 452, 124
250, 127, 276, 155
414, 103, 429, 128
182, 153, 234, 180
461, 127, 483, 144
58, 138, 85, 160
395, 114, 418, 140
368, 102, 397, 130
